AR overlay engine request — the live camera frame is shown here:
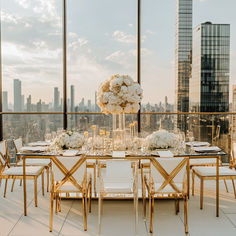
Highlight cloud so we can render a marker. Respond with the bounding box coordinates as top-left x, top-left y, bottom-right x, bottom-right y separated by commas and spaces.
112, 30, 136, 44
146, 29, 156, 35
105, 50, 125, 64
199, 0, 206, 2
128, 24, 133, 27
